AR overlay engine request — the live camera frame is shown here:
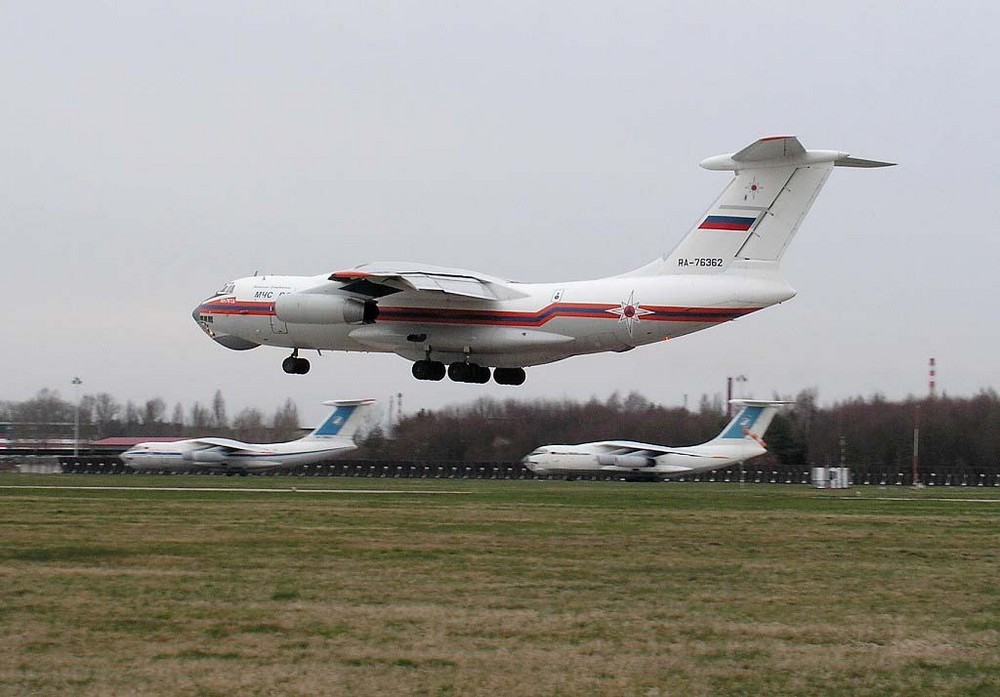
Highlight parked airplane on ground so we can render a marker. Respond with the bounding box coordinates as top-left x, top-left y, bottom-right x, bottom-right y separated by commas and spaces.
120, 399, 375, 474
521, 400, 790, 480
193, 136, 892, 385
